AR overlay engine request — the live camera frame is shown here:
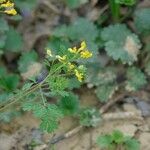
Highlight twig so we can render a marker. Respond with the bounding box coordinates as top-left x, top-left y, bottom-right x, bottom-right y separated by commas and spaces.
100, 93, 126, 114
102, 111, 143, 120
